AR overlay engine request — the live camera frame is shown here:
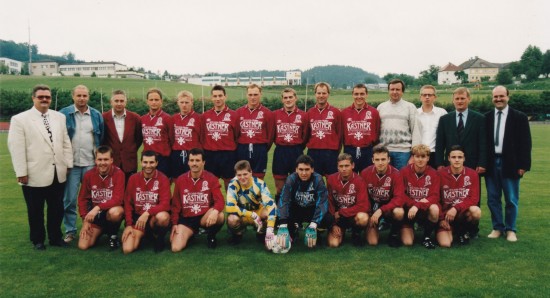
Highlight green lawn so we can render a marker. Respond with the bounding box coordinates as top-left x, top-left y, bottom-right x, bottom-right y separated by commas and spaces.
1, 123, 549, 296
